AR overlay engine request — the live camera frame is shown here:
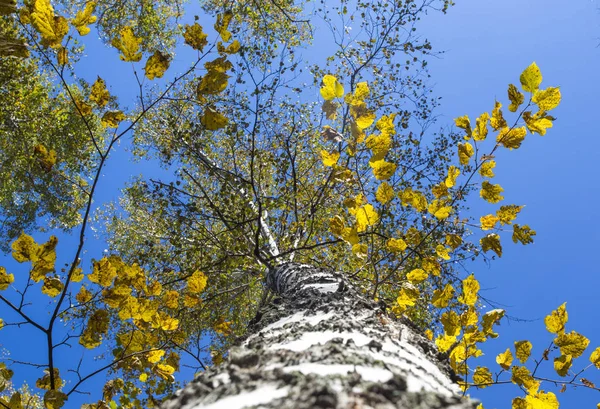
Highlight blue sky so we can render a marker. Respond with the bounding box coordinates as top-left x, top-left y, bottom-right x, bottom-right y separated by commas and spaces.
1, 0, 599, 407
